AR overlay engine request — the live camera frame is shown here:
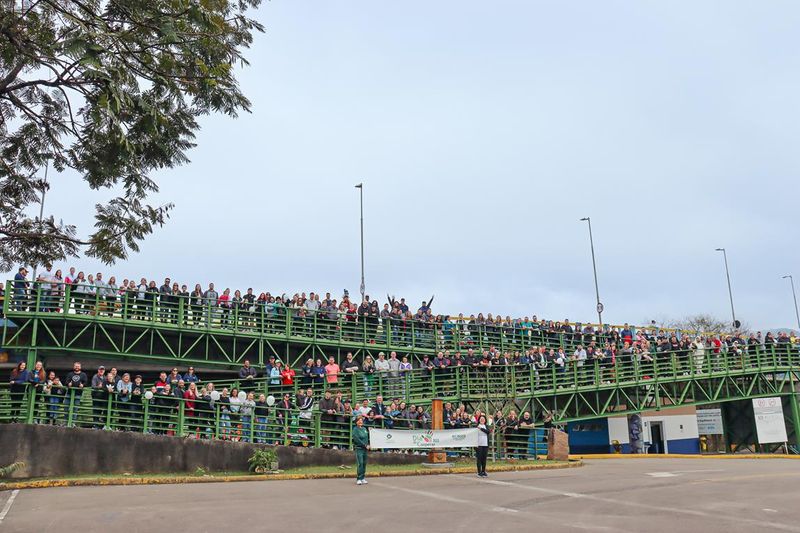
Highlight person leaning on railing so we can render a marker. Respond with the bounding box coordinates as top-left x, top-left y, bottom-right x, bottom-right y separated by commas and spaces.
9, 361, 30, 422
43, 371, 66, 424
12, 266, 30, 311
318, 389, 336, 447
